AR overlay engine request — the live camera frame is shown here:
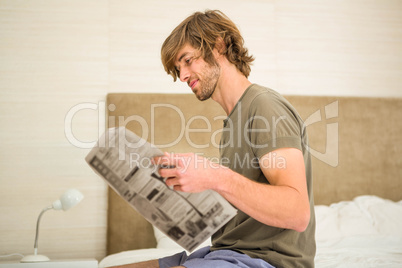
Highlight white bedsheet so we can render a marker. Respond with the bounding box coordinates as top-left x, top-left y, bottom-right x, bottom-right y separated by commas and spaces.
314, 195, 402, 267
99, 196, 402, 267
